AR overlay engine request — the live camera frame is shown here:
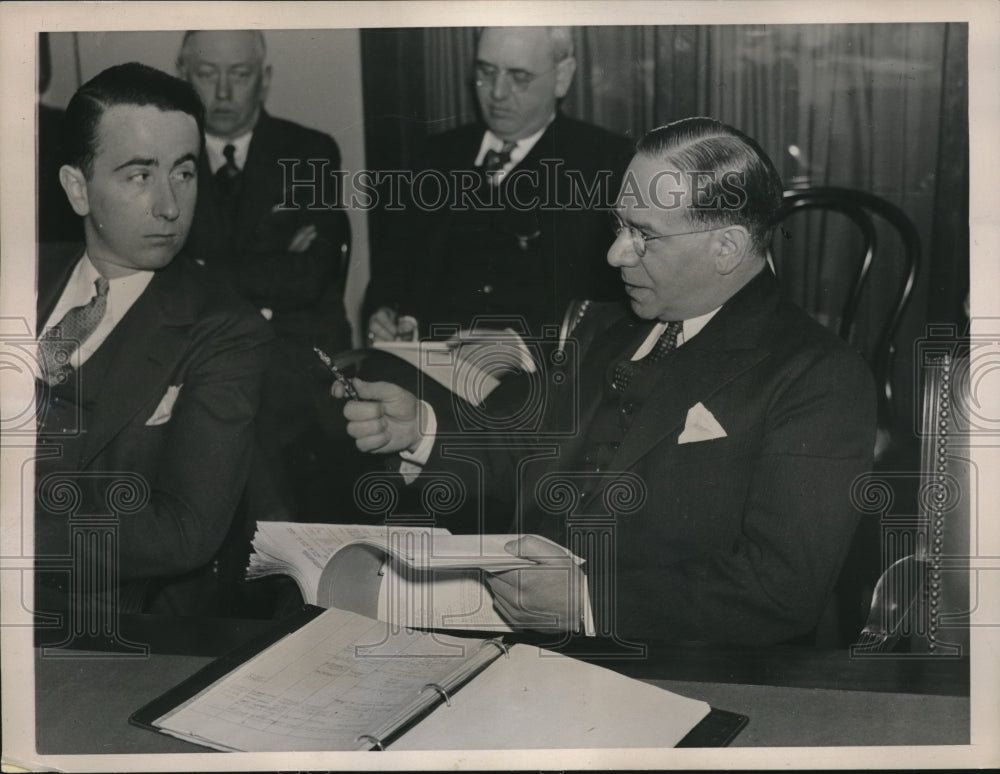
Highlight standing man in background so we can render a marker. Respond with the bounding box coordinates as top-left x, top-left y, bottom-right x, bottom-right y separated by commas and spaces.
178, 30, 351, 517
364, 26, 633, 343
